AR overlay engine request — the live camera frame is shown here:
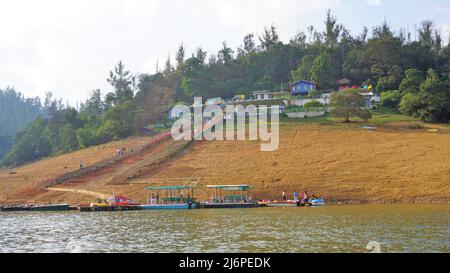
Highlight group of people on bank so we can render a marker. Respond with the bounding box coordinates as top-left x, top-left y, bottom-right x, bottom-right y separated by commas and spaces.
282, 190, 319, 204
